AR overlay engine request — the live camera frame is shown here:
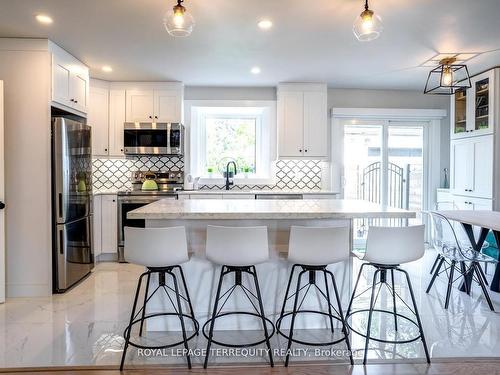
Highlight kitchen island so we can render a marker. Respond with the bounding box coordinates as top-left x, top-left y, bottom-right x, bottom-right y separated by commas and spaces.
128, 199, 415, 331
